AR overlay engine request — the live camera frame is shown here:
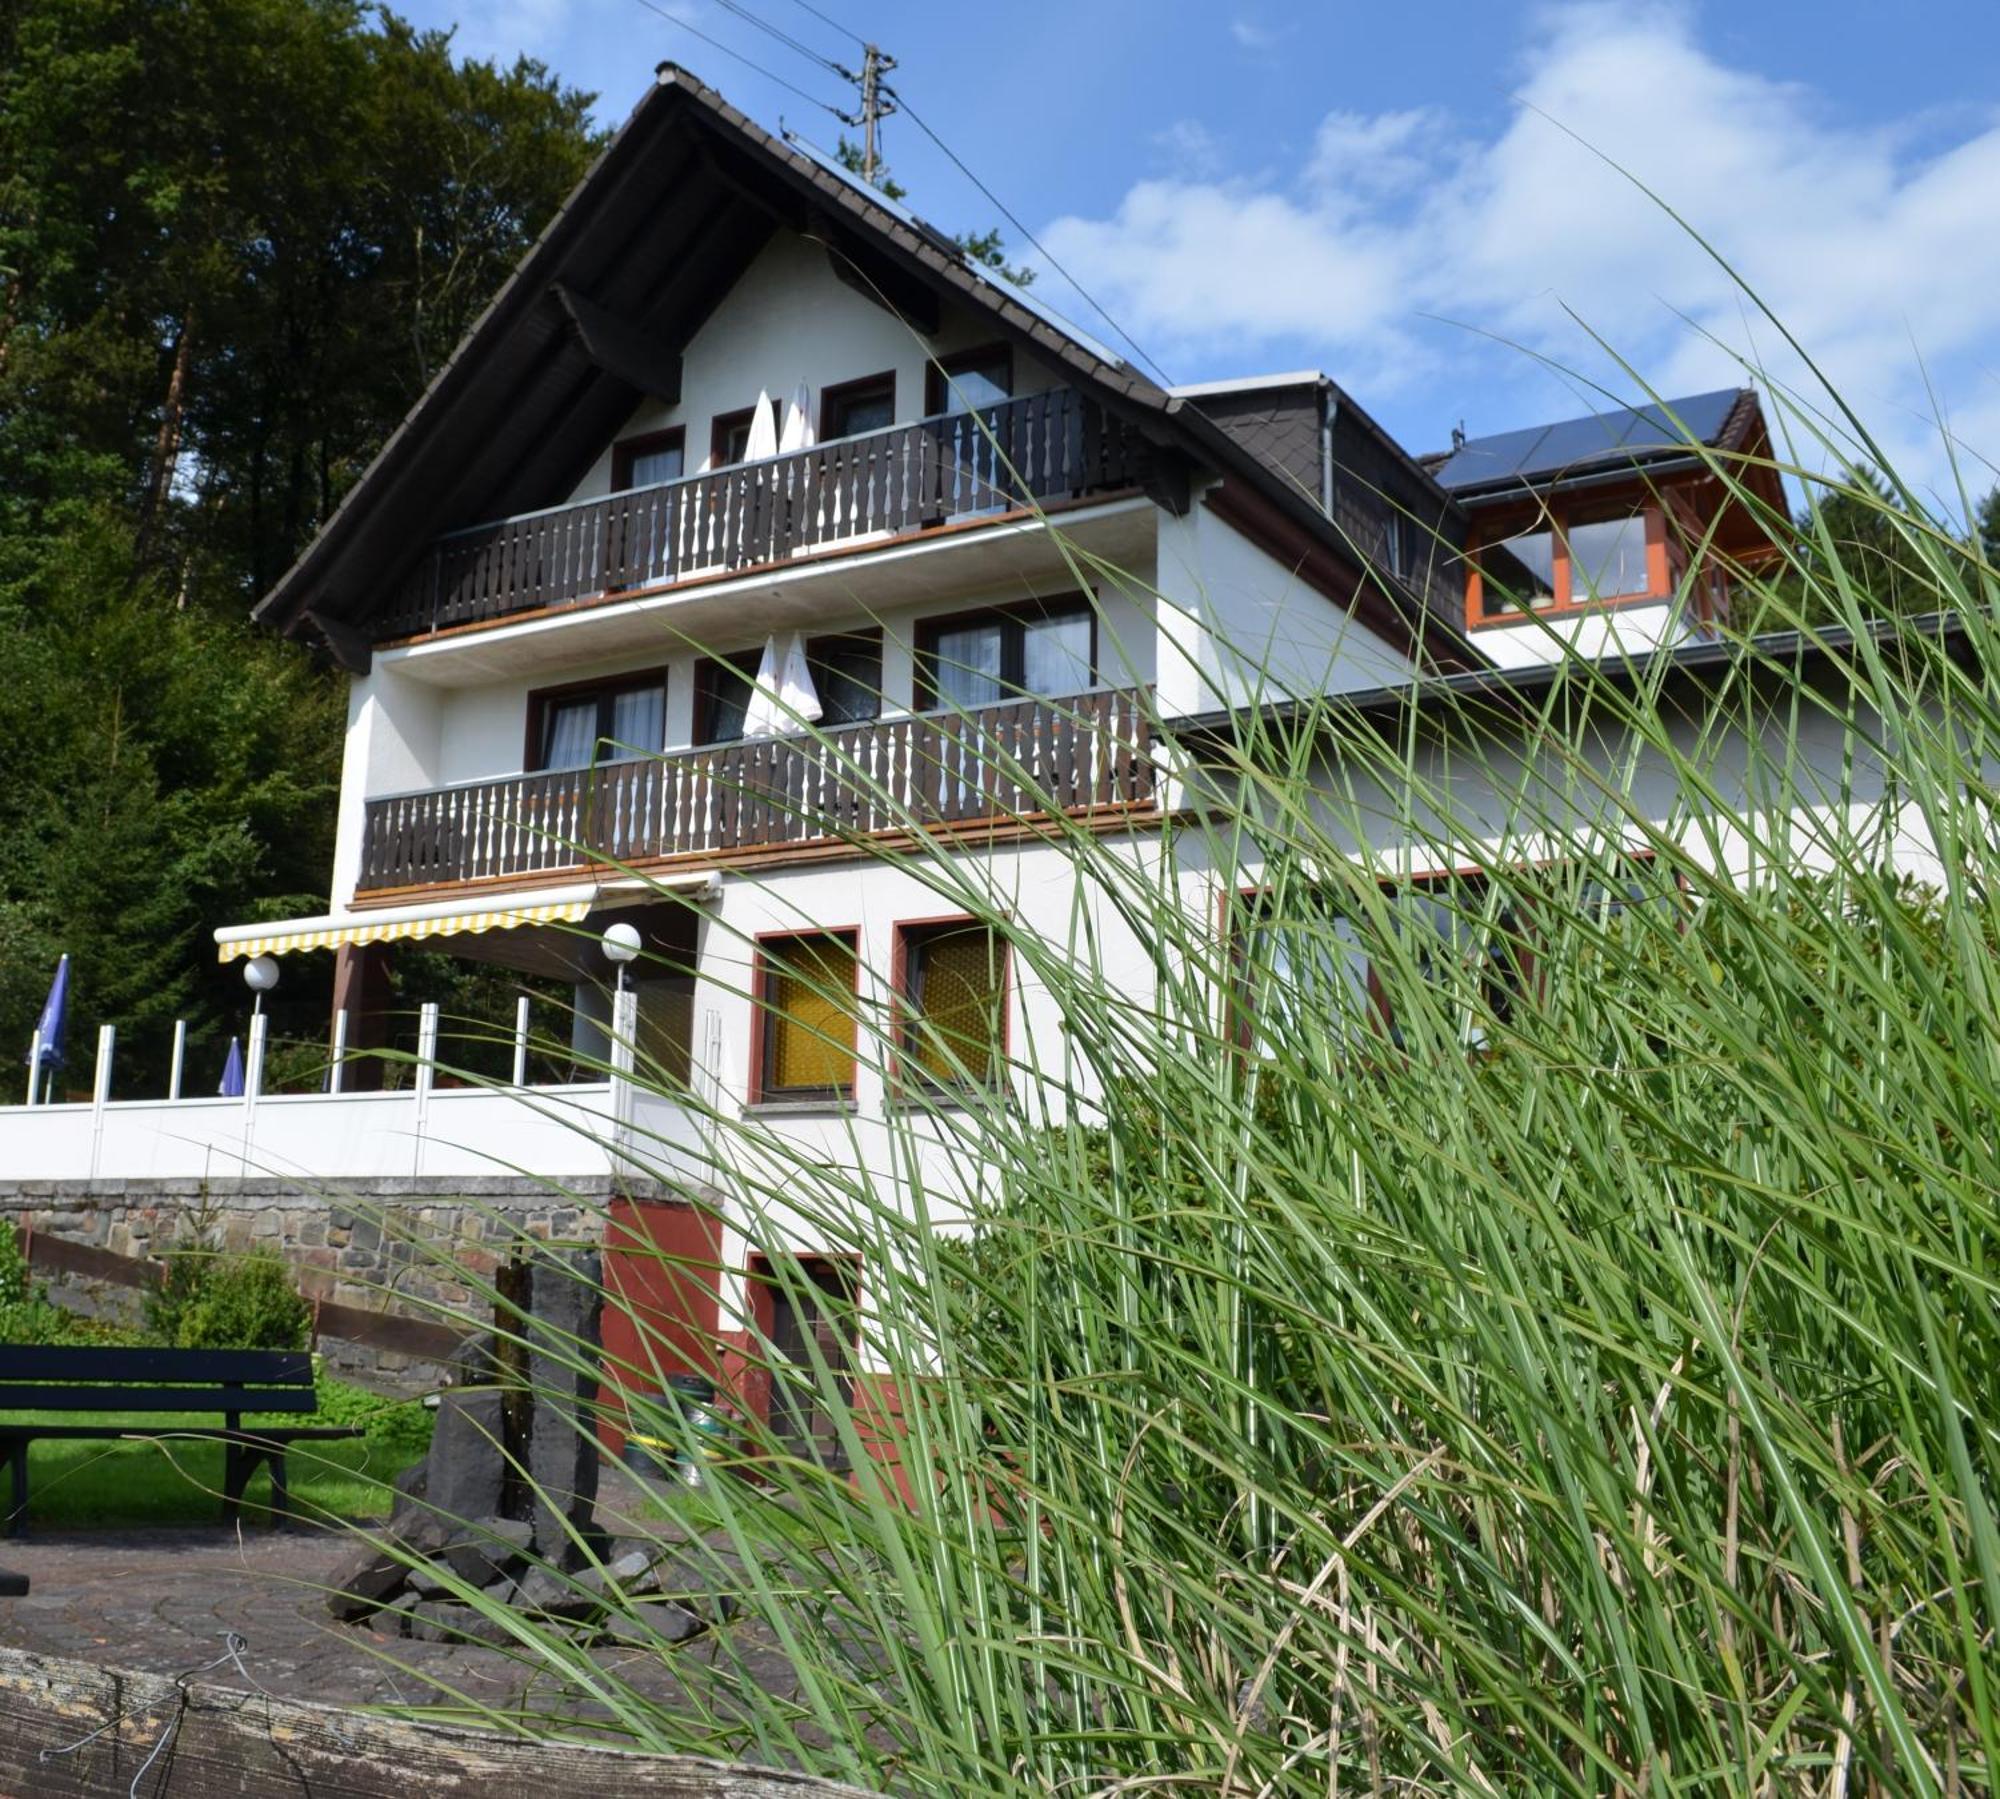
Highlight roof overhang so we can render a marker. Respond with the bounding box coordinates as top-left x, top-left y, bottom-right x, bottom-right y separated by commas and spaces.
253, 64, 1484, 678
